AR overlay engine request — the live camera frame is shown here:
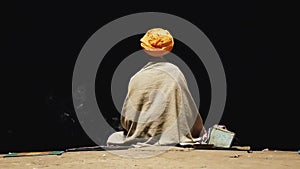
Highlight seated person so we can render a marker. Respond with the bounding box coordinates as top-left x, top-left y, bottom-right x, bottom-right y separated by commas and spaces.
107, 28, 205, 146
